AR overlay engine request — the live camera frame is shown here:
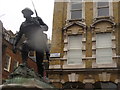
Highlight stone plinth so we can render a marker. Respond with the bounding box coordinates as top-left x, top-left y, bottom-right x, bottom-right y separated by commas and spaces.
0, 64, 57, 90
